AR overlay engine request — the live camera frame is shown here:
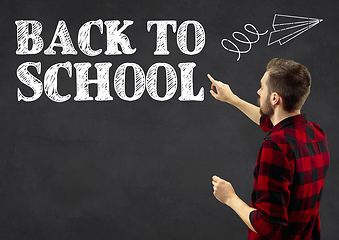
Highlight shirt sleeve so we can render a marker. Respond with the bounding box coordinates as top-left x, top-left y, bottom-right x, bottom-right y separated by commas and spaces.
250, 139, 293, 239
260, 116, 273, 132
